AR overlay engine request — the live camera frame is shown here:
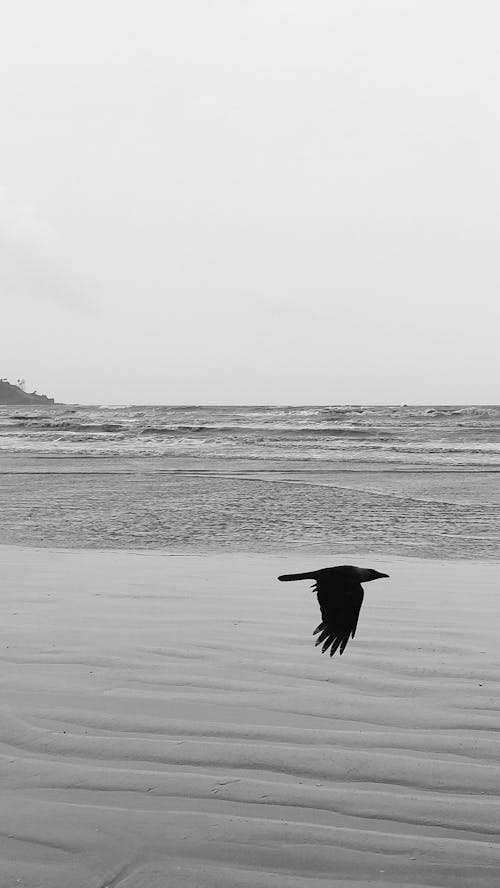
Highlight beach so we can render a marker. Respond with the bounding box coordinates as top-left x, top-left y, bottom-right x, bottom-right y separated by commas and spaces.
3, 0, 500, 881
2, 544, 499, 887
